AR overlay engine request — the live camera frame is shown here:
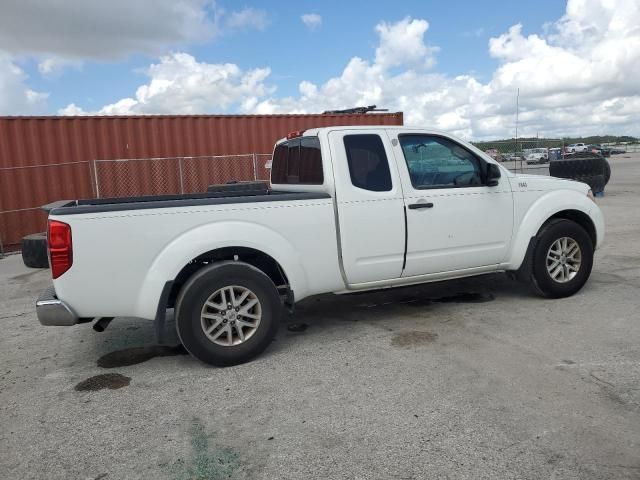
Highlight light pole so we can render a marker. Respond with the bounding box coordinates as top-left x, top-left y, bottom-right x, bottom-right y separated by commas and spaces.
515, 88, 520, 172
